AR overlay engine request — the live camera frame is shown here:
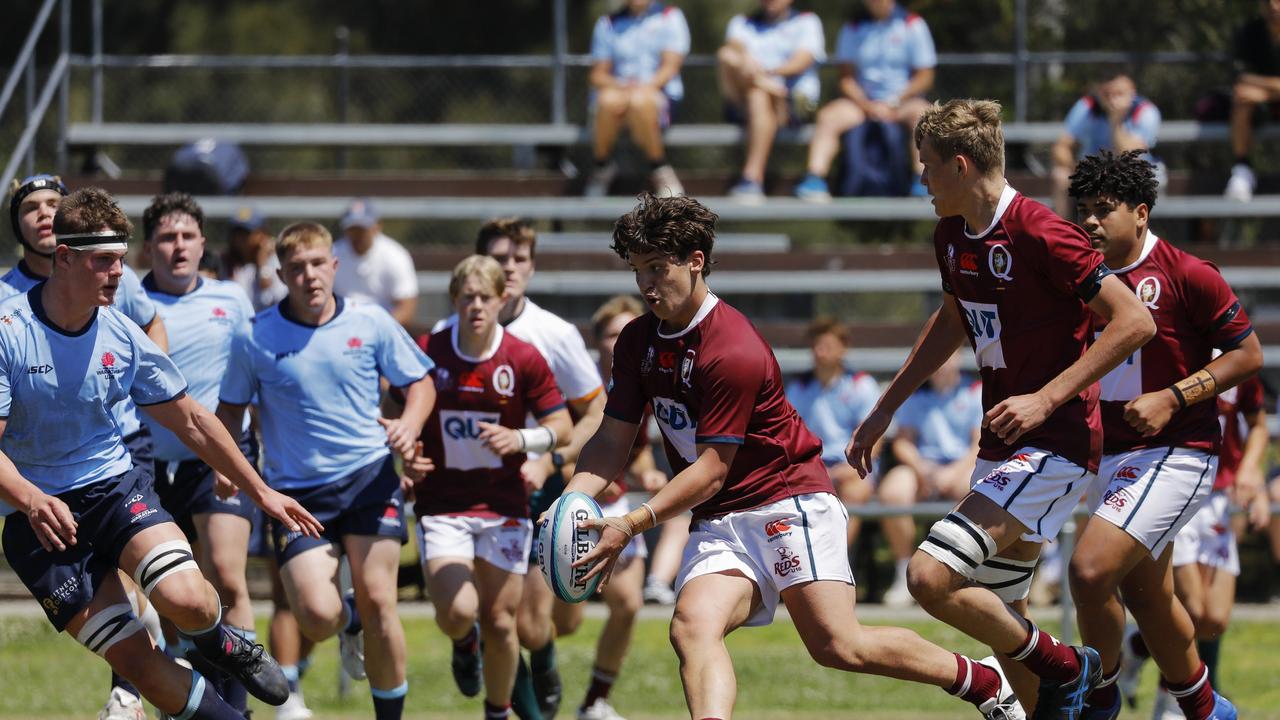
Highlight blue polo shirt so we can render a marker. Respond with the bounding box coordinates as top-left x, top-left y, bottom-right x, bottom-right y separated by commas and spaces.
834, 5, 937, 102
591, 3, 691, 101
785, 369, 880, 465
895, 379, 983, 464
